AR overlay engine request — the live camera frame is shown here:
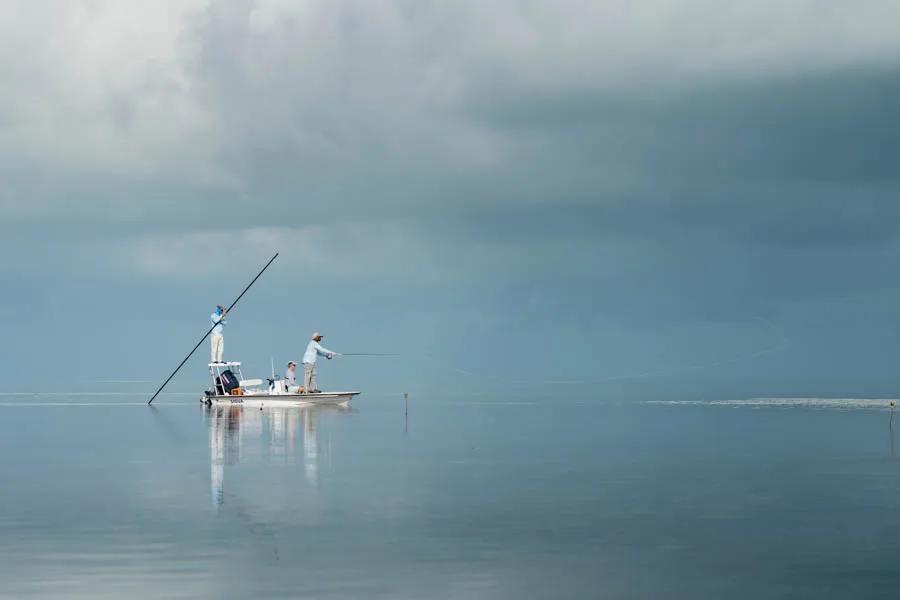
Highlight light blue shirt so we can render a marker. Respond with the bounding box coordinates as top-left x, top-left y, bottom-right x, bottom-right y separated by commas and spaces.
303, 340, 333, 365
211, 312, 226, 334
